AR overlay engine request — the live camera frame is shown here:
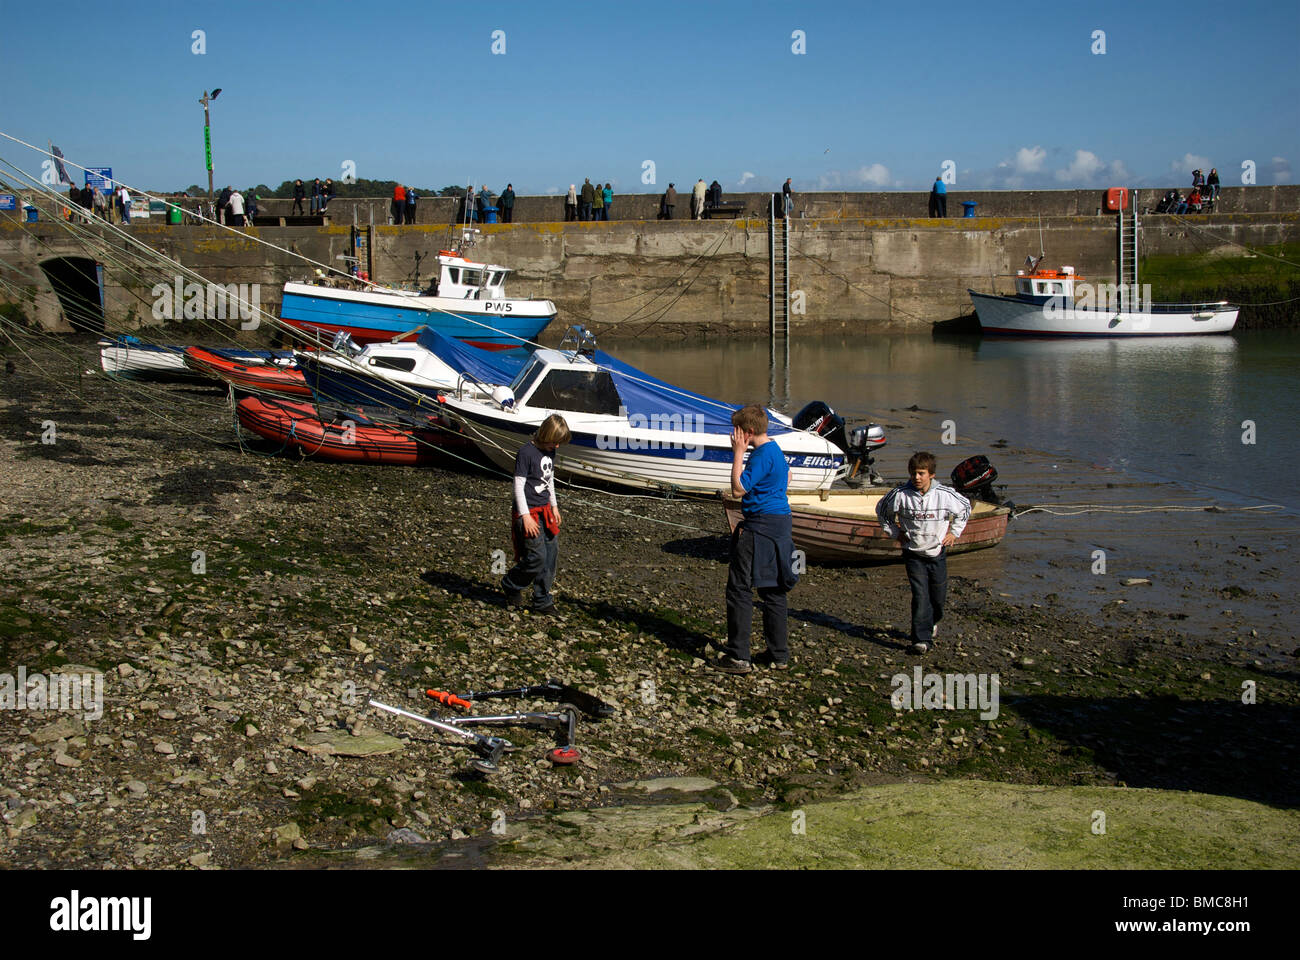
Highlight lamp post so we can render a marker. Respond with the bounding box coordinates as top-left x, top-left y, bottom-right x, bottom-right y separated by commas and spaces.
199, 88, 222, 203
